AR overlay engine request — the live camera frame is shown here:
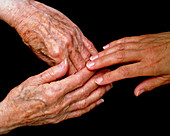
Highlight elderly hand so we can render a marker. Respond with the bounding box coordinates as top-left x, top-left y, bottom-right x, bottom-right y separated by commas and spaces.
0, 60, 112, 134
86, 32, 170, 96
0, 0, 97, 75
